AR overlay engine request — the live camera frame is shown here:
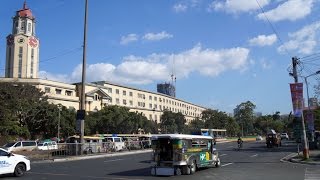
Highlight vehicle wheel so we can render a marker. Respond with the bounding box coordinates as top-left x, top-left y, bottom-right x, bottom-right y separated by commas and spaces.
14, 163, 26, 177
189, 160, 196, 174
215, 158, 221, 168
182, 165, 190, 175
175, 168, 182, 176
